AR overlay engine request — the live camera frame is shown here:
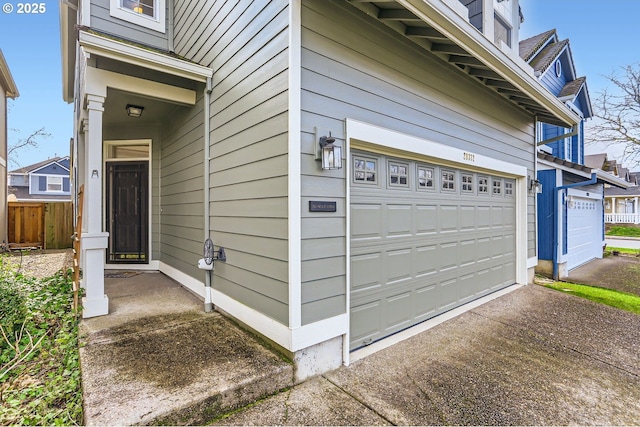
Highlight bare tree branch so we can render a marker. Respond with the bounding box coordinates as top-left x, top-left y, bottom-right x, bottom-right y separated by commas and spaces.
7, 127, 51, 168
588, 64, 640, 167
